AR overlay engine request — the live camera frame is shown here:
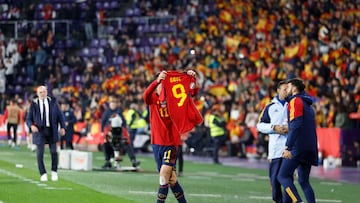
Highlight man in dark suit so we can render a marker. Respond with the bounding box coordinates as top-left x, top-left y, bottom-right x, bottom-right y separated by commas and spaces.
26, 86, 66, 182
